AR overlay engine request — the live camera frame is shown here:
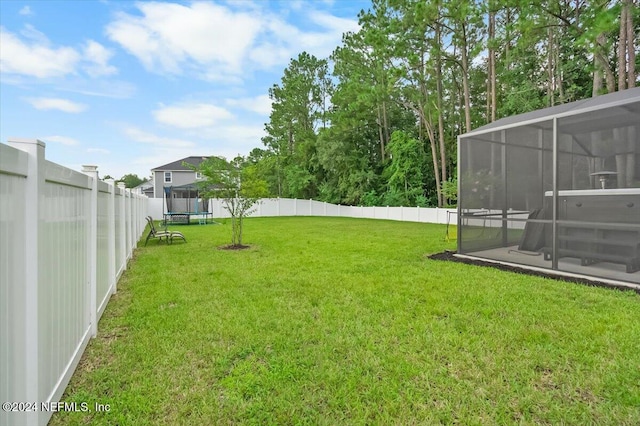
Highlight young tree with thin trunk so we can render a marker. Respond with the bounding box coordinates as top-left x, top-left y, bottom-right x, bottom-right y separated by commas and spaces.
196, 156, 269, 248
